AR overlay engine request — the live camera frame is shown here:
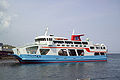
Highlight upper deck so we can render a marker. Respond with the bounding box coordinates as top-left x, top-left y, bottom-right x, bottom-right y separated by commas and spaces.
34, 34, 107, 52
